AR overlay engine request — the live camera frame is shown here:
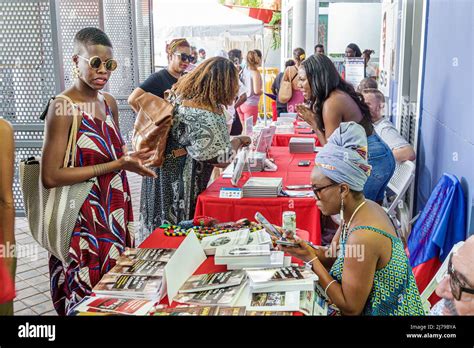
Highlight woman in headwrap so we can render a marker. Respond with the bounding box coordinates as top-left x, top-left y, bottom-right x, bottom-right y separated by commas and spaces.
295, 53, 395, 203
279, 122, 424, 316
